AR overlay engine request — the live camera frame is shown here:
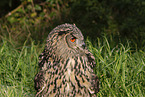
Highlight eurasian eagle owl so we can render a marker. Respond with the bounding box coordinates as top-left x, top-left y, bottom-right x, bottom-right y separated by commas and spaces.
34, 23, 99, 97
